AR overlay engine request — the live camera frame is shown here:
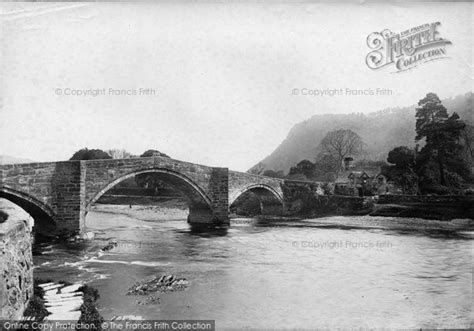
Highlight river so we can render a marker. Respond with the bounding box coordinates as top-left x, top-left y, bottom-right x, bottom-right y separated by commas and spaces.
33, 205, 473, 329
